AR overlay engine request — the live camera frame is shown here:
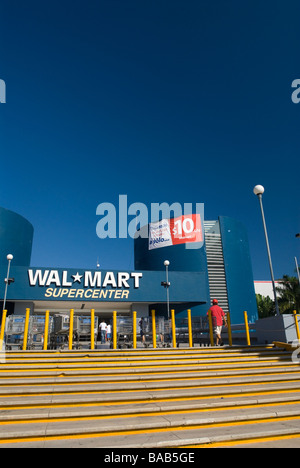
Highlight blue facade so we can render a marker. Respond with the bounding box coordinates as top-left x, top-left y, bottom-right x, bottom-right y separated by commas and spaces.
0, 207, 258, 324
219, 216, 258, 323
